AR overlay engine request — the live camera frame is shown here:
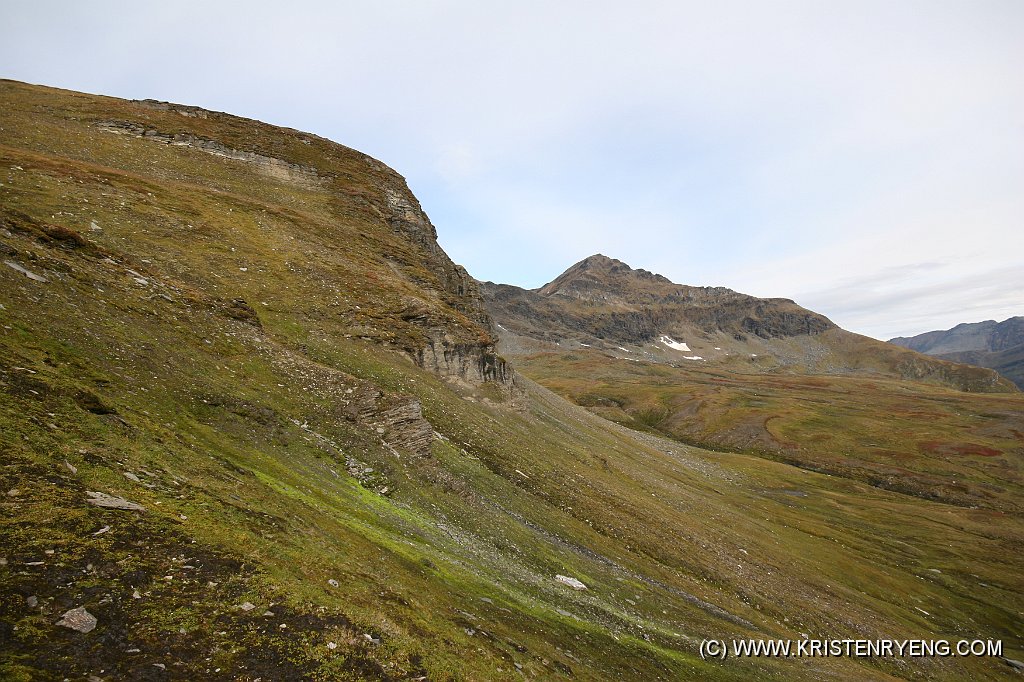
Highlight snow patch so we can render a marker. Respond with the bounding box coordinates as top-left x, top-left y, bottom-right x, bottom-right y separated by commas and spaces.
714, 347, 722, 351
659, 335, 691, 352
617, 347, 631, 352
683, 356, 704, 361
